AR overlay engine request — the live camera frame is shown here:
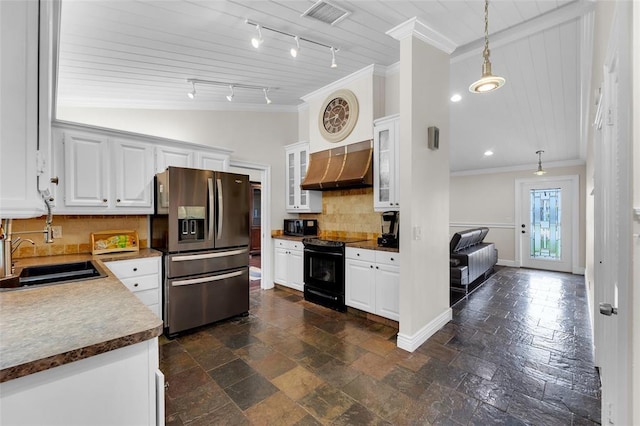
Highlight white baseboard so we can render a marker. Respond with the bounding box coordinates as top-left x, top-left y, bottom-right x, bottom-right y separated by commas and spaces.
572, 266, 585, 275
497, 259, 518, 267
396, 308, 452, 352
